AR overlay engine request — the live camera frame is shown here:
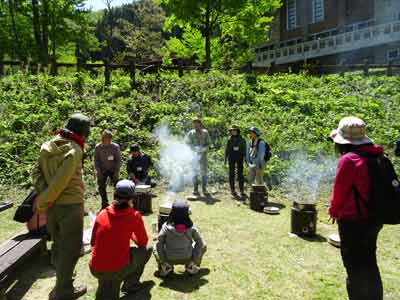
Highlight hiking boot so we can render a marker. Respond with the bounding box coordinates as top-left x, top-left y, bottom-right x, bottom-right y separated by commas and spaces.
231, 190, 238, 197
121, 282, 146, 295
49, 285, 87, 300
192, 190, 200, 197
240, 191, 246, 197
185, 262, 200, 275
202, 188, 210, 196
154, 263, 173, 278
